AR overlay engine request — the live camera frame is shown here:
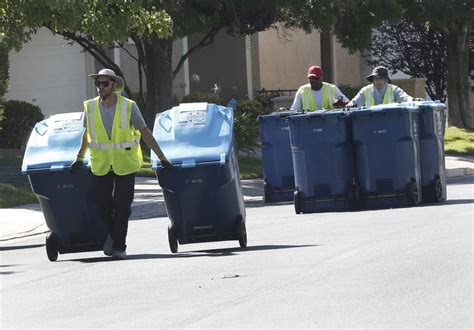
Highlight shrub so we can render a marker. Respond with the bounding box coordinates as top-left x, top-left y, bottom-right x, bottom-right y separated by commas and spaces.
0, 43, 8, 101
0, 100, 44, 149
338, 84, 364, 100
254, 89, 286, 113
234, 99, 263, 153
